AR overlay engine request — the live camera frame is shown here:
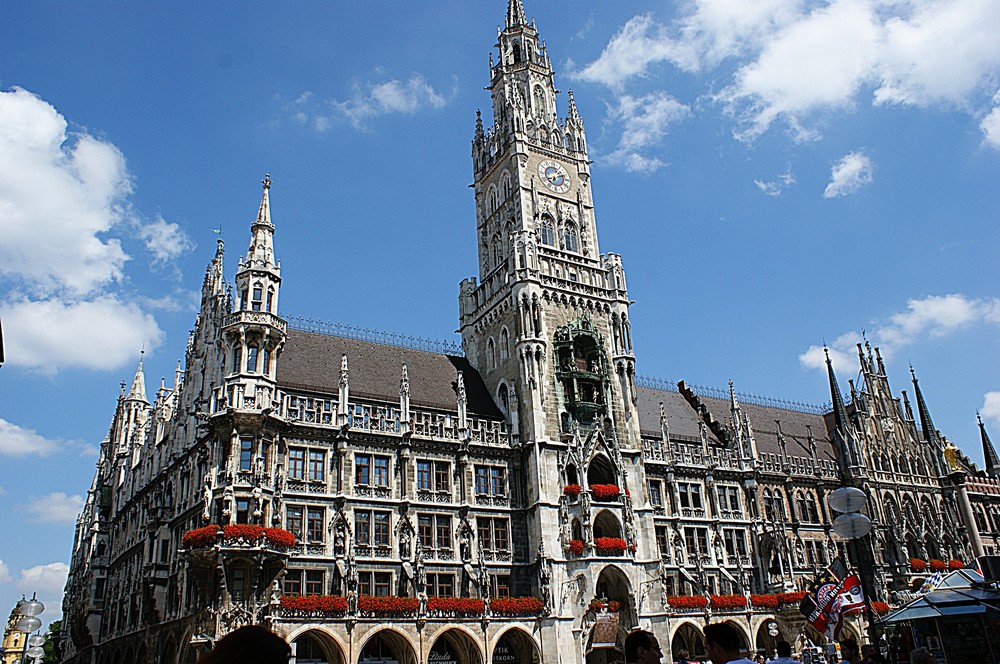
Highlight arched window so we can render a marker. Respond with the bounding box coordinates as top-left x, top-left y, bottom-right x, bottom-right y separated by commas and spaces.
246, 345, 259, 373
487, 338, 496, 369
232, 344, 242, 373
795, 492, 807, 522
805, 493, 819, 522
488, 185, 499, 214
492, 239, 503, 268
539, 217, 555, 246
498, 383, 509, 417
265, 288, 274, 313
500, 327, 509, 360
564, 224, 578, 252
512, 43, 521, 64
251, 282, 263, 311
501, 173, 512, 200
533, 86, 546, 116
